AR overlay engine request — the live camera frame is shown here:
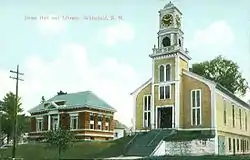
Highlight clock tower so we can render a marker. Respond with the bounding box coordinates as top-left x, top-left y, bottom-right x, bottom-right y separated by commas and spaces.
149, 2, 191, 129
